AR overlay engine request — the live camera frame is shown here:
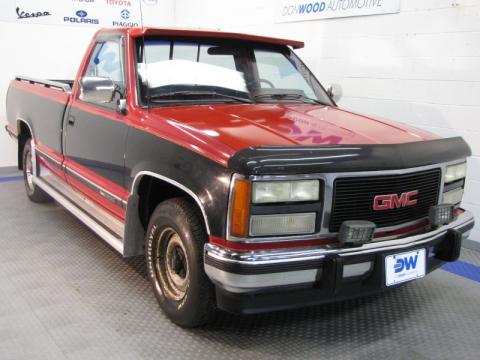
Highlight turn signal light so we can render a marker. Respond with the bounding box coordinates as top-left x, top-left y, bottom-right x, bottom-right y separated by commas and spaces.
230, 179, 251, 238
